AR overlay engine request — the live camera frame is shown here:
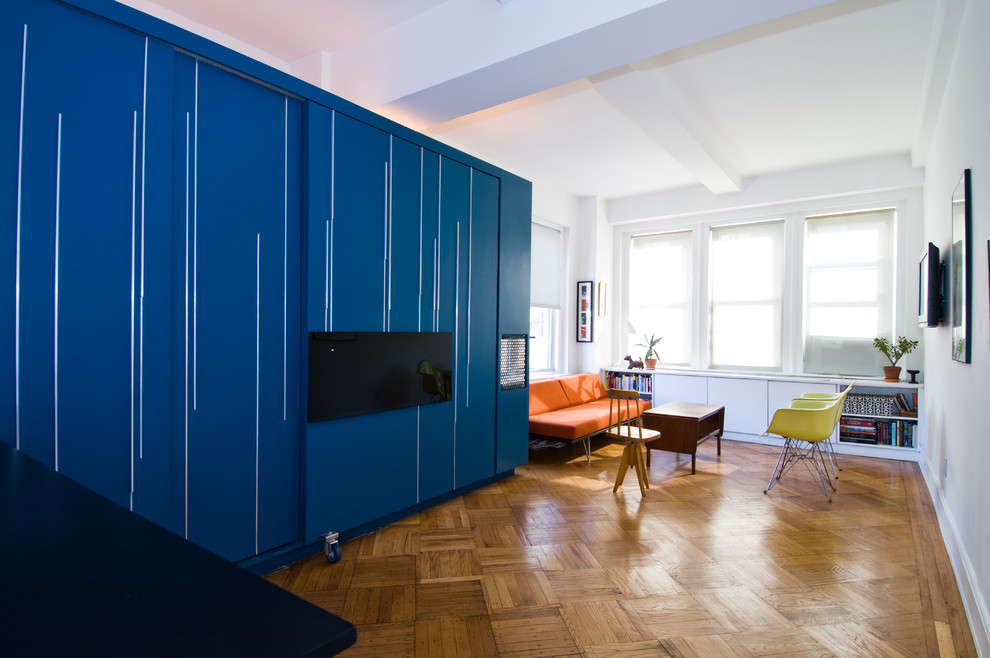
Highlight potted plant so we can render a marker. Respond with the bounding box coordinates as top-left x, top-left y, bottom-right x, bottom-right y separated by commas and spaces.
637, 333, 663, 370
873, 336, 919, 382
